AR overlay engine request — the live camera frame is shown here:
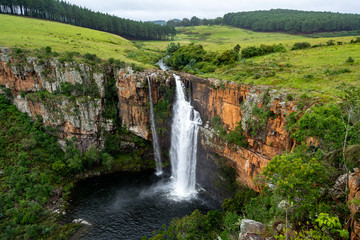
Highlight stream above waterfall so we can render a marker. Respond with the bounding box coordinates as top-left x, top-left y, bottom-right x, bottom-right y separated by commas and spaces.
65, 171, 218, 239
